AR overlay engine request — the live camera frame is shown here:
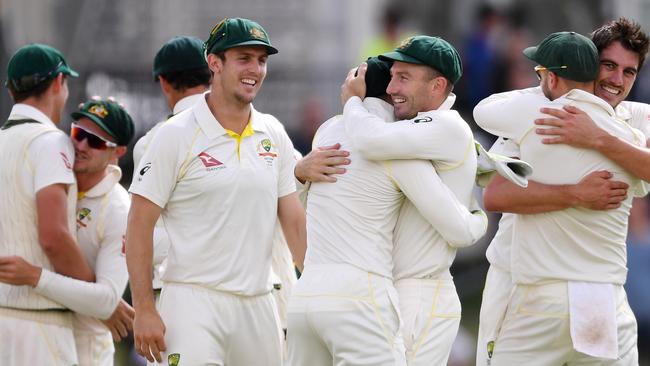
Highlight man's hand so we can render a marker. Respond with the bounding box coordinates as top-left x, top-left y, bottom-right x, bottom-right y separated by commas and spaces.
570, 170, 629, 210
102, 299, 135, 342
340, 63, 367, 105
295, 143, 350, 183
535, 105, 609, 149
0, 256, 41, 287
134, 307, 166, 363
